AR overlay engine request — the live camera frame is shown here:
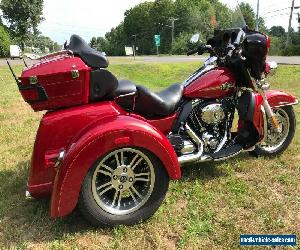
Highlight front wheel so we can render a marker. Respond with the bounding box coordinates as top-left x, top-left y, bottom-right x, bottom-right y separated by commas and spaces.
78, 147, 169, 227
253, 106, 296, 157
